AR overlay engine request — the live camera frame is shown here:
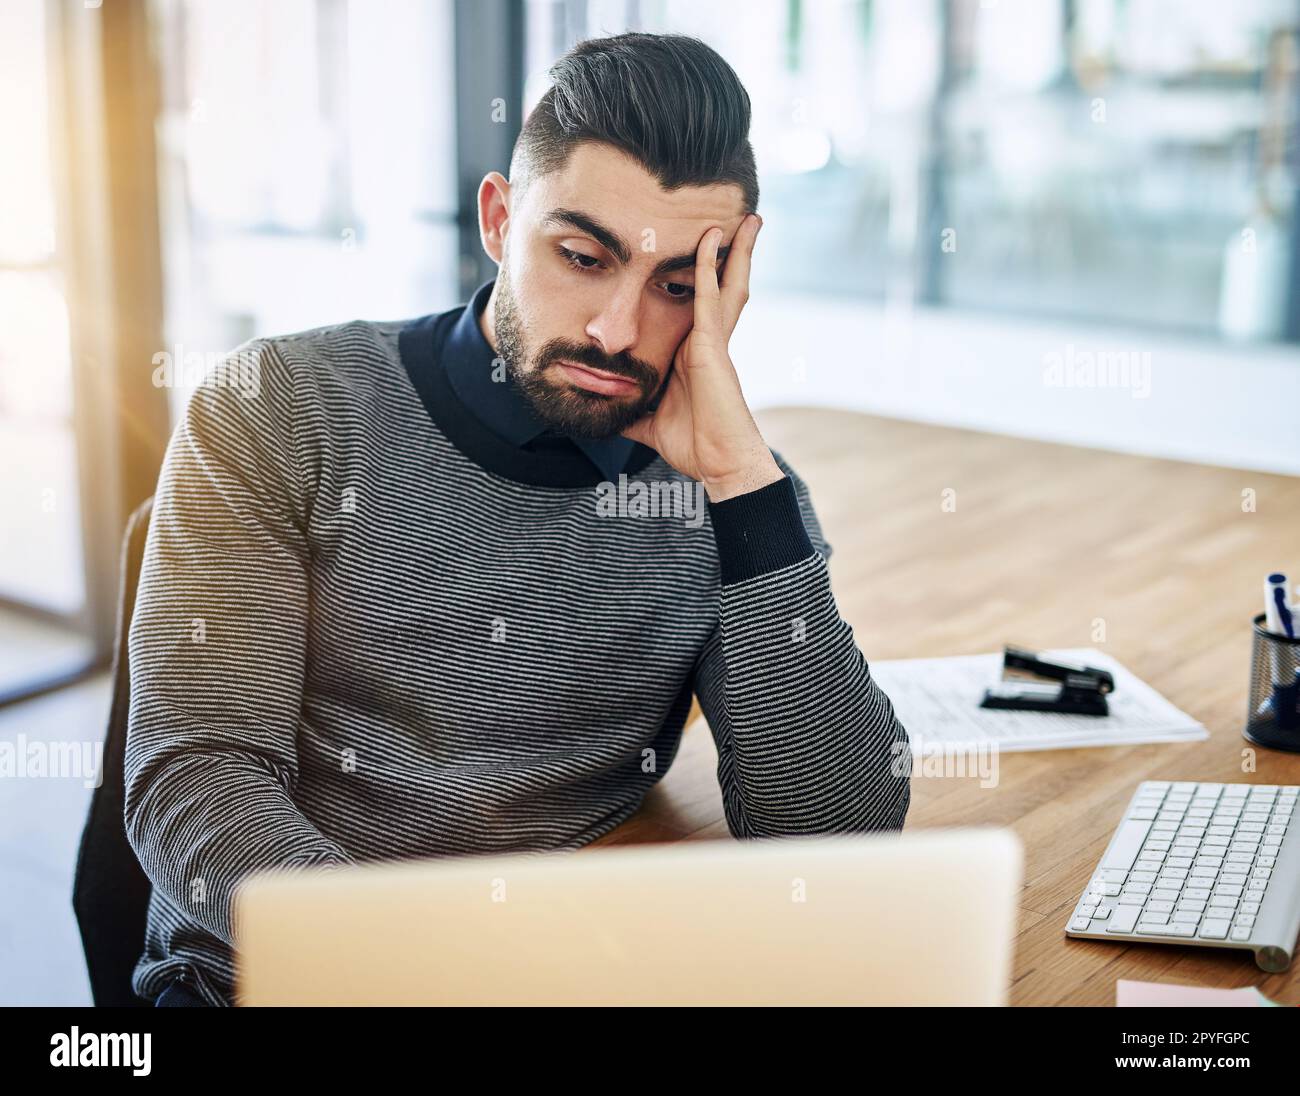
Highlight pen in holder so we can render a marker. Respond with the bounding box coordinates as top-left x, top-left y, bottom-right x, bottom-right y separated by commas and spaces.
1245, 613, 1300, 752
